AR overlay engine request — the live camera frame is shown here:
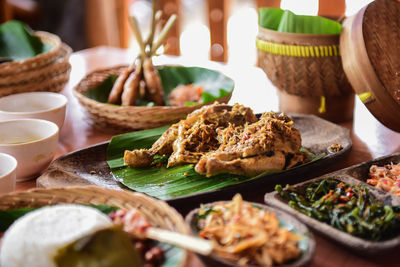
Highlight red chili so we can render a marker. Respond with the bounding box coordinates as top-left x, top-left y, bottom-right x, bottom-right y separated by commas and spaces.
323, 190, 334, 200
337, 182, 345, 188
345, 191, 353, 198
339, 196, 349, 202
